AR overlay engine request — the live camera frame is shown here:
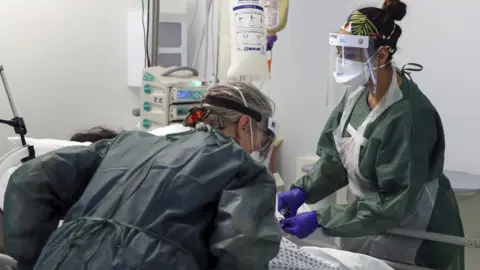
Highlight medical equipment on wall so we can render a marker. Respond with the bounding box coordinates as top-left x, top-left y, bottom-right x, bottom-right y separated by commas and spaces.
264, 0, 289, 72
0, 65, 35, 163
139, 66, 209, 131
227, 0, 269, 82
